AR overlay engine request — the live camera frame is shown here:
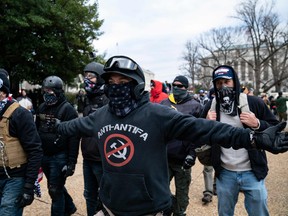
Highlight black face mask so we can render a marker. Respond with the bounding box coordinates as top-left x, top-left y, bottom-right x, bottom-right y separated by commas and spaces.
43, 92, 59, 106
217, 86, 237, 116
106, 82, 138, 117
173, 87, 188, 103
